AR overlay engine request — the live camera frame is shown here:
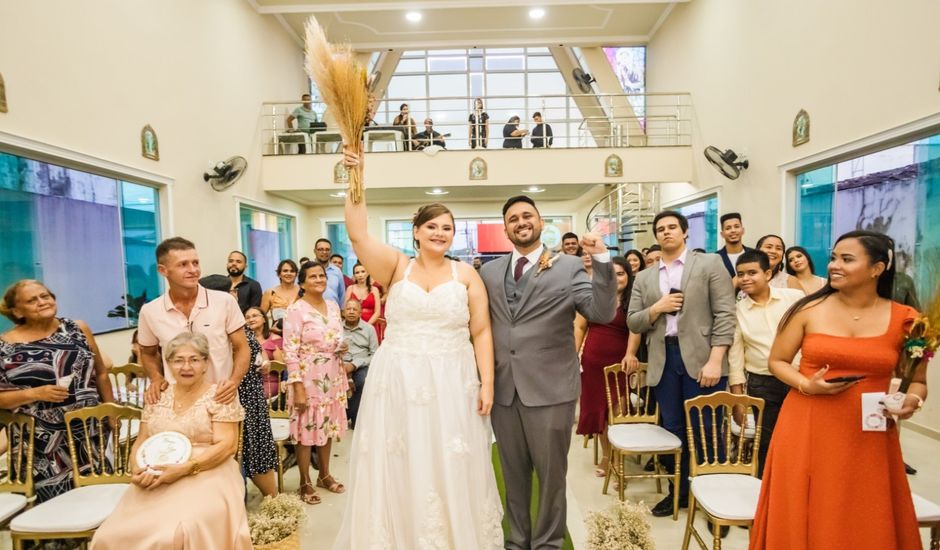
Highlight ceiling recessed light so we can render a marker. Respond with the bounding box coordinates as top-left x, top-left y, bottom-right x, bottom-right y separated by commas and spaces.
329, 191, 347, 198
425, 188, 449, 196
524, 186, 545, 193
406, 11, 422, 23
529, 8, 546, 20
